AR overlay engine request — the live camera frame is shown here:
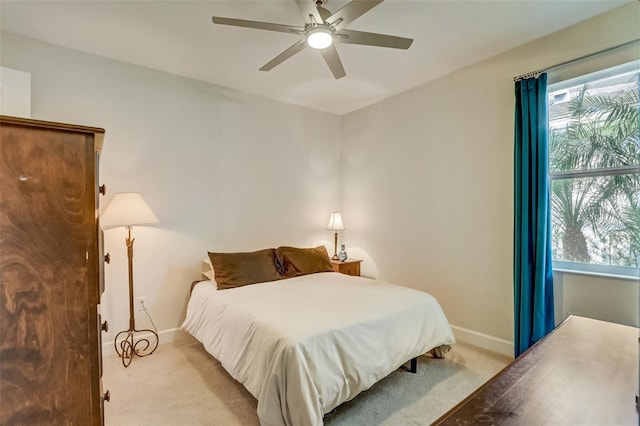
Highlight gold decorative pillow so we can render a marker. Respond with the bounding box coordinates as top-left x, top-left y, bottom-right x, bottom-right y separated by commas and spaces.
208, 249, 283, 290
276, 246, 334, 278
